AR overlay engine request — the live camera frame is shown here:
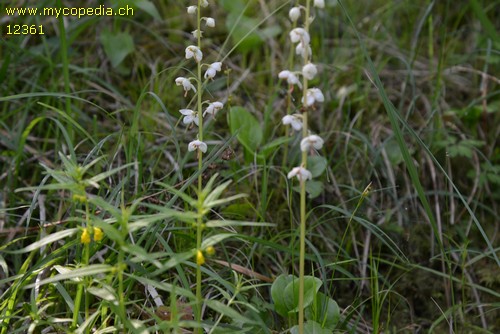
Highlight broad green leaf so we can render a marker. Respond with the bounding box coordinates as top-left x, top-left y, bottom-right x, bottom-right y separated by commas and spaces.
307, 156, 327, 178
305, 292, 340, 329
271, 274, 294, 317
284, 276, 323, 313
229, 106, 262, 153
99, 30, 135, 68
290, 321, 332, 334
